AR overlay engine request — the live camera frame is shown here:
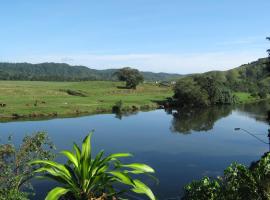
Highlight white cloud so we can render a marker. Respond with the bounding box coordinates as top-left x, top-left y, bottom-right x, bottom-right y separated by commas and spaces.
2, 50, 267, 74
